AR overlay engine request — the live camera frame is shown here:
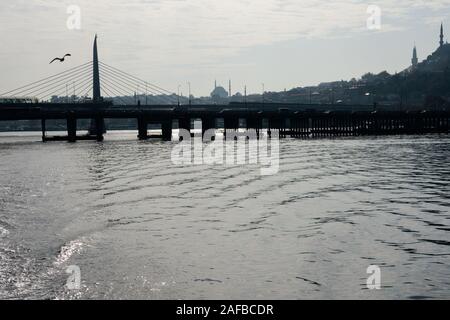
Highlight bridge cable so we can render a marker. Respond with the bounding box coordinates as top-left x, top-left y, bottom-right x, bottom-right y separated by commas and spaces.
99, 66, 169, 102
99, 61, 177, 97
7, 64, 92, 98
101, 81, 136, 105
98, 61, 173, 94
98, 64, 176, 101
75, 77, 95, 100
99, 67, 173, 105
99, 73, 159, 105
100, 77, 136, 105
73, 74, 94, 96
0, 61, 93, 96
100, 84, 129, 105
32, 69, 93, 101
99, 68, 145, 96
23, 67, 92, 99
41, 73, 94, 102
100, 76, 137, 103
80, 84, 93, 101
